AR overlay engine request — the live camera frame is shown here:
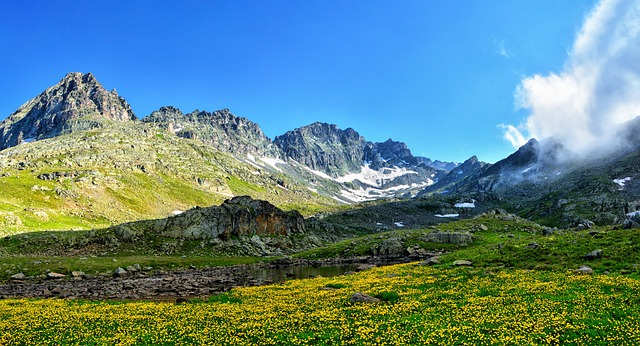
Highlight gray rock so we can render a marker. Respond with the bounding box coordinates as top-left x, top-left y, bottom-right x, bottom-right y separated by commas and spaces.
0, 72, 136, 151
355, 264, 376, 271
526, 242, 539, 249
349, 292, 380, 304
71, 271, 86, 279
126, 265, 138, 273
117, 196, 306, 241
419, 257, 440, 266
113, 267, 128, 278
453, 260, 473, 266
46, 272, 66, 280
584, 249, 603, 260
10, 273, 26, 280
575, 266, 594, 275
426, 231, 474, 245
372, 238, 405, 257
